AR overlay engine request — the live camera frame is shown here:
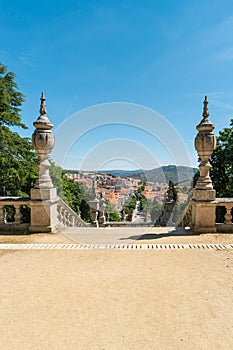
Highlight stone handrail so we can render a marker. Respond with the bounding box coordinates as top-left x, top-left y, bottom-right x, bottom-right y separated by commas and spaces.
179, 197, 233, 232
0, 197, 31, 233
0, 197, 30, 224
0, 196, 89, 233
178, 199, 192, 228
56, 197, 88, 228
215, 198, 233, 232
